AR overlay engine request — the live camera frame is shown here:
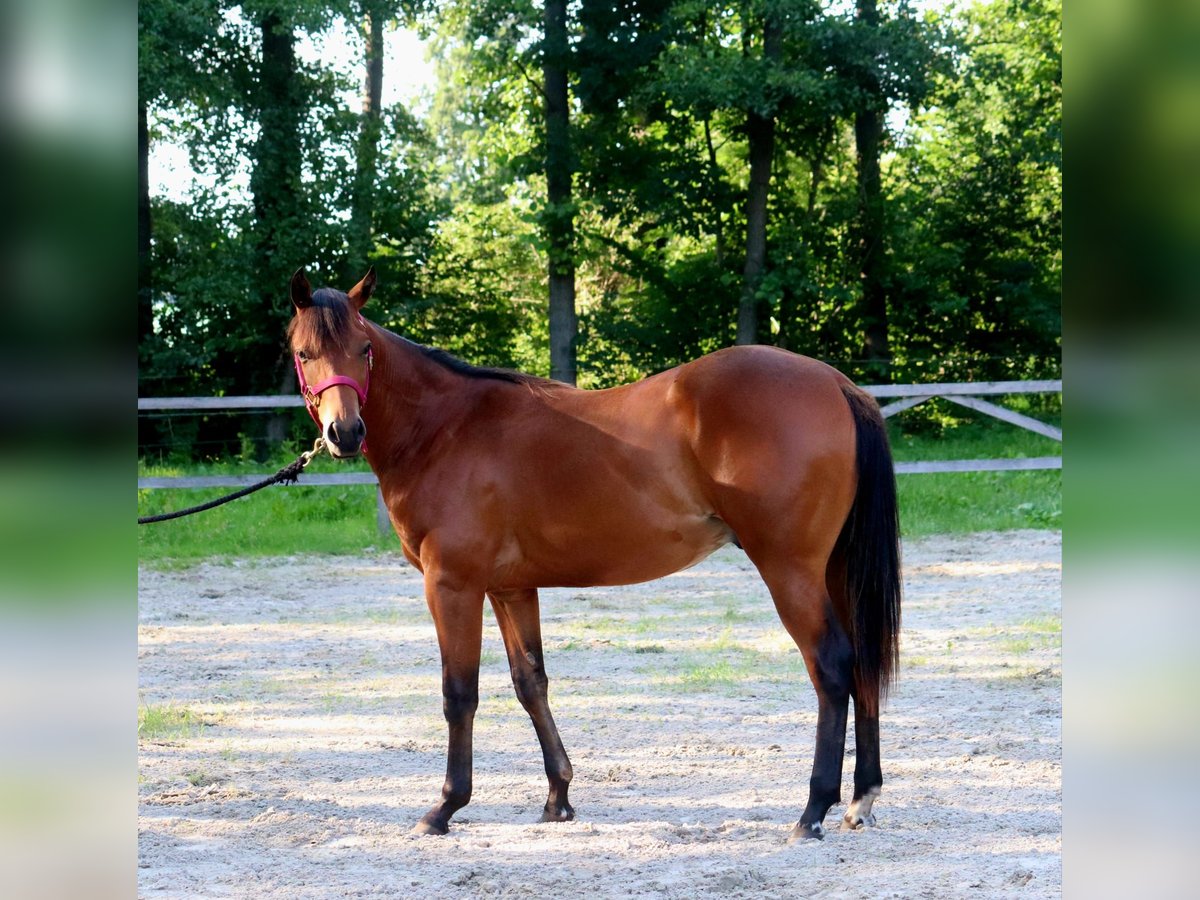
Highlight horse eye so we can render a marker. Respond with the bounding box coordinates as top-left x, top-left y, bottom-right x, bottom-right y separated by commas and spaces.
362, 343, 372, 357
297, 350, 310, 363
